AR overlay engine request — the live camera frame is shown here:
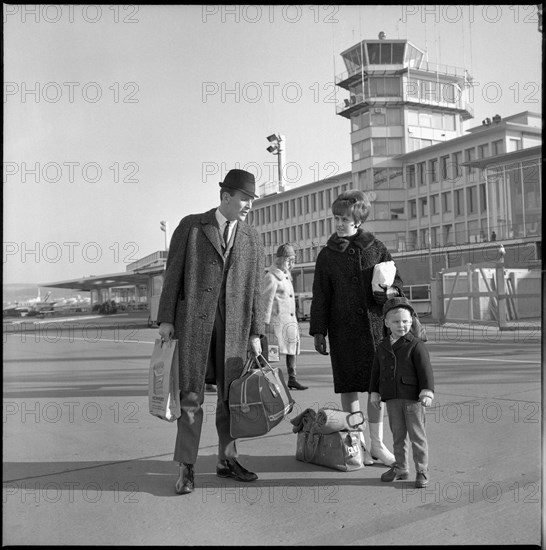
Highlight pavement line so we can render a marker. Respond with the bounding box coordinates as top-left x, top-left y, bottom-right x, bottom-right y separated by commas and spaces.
4, 334, 318, 353
6, 315, 105, 325
439, 355, 538, 364
2, 453, 173, 483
